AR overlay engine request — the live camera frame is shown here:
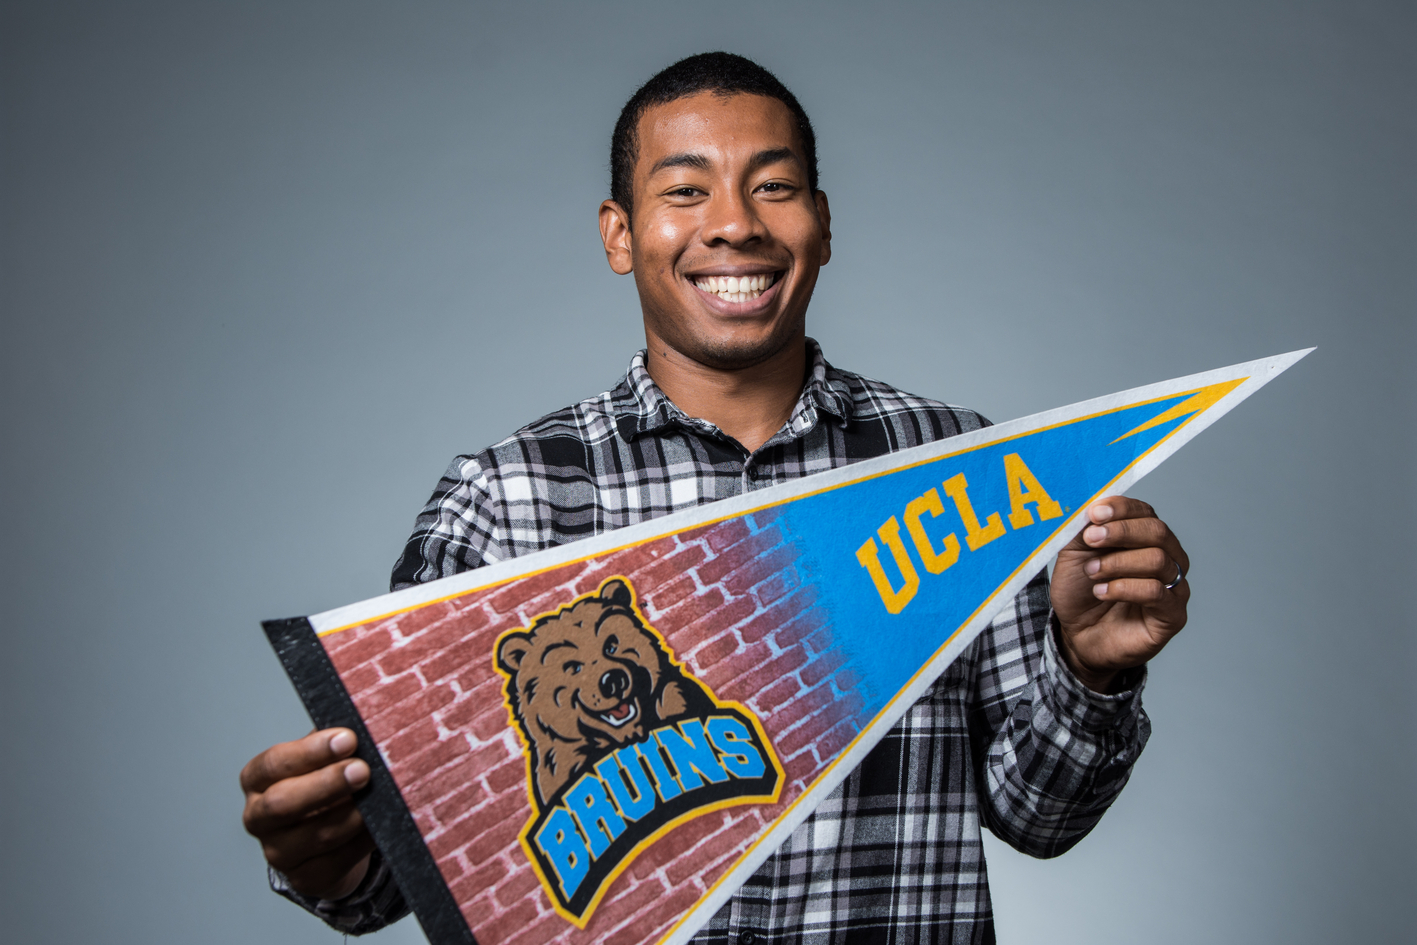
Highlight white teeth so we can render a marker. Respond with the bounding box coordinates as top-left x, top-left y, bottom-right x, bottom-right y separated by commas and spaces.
694, 272, 777, 302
